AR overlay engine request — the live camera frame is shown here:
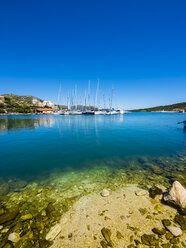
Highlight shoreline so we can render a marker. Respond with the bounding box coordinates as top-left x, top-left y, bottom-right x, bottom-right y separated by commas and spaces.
0, 159, 185, 247
50, 184, 185, 248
